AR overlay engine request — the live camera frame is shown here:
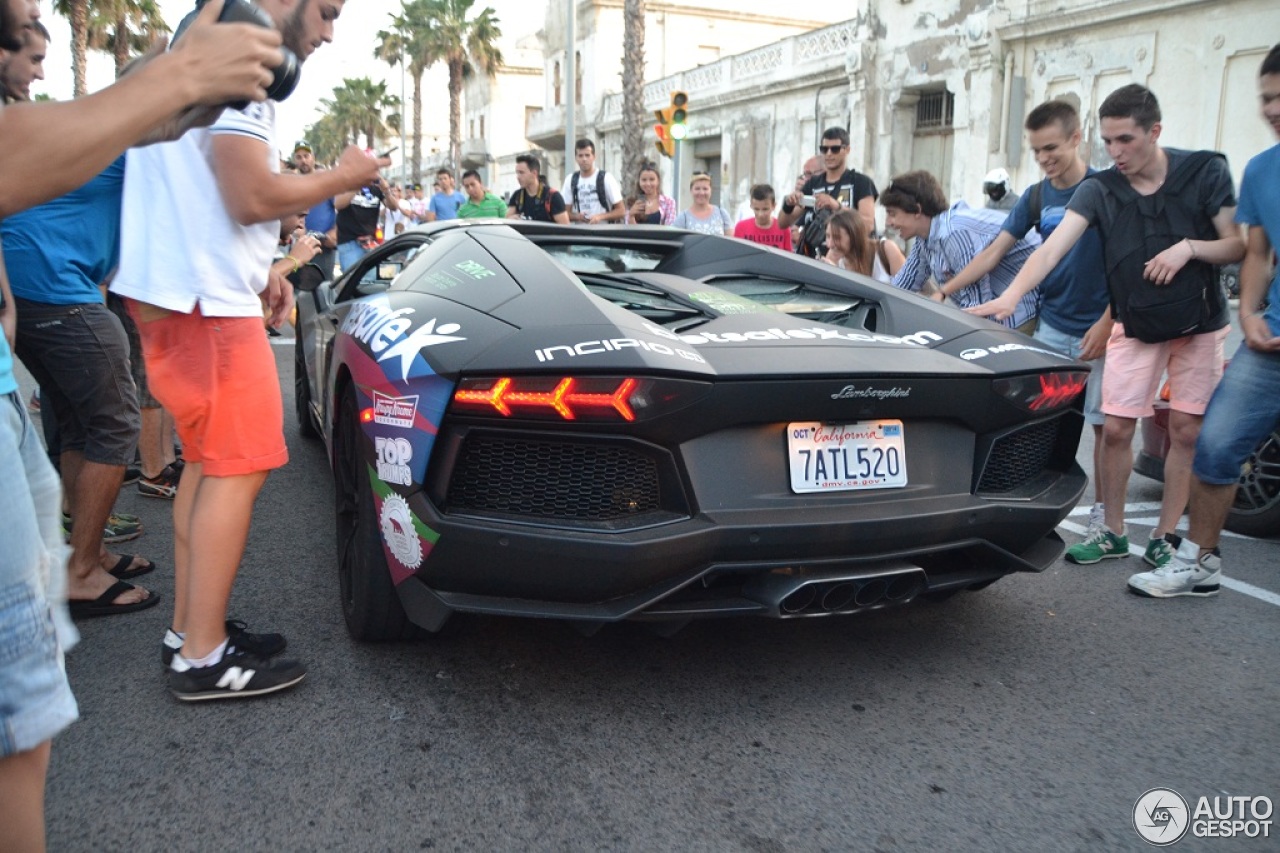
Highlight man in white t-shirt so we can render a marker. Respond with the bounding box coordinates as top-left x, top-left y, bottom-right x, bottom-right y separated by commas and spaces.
111, 0, 386, 702
561, 137, 625, 224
